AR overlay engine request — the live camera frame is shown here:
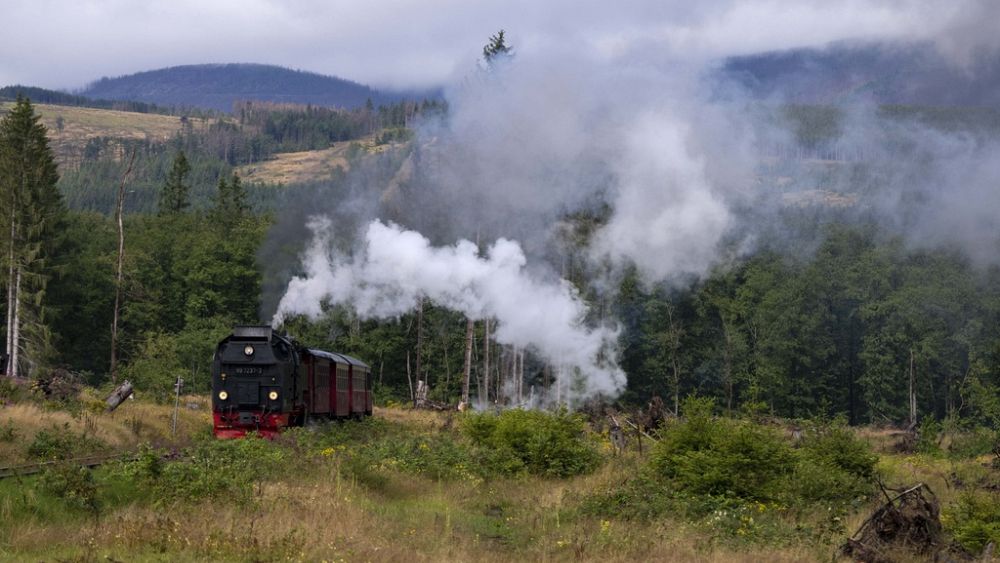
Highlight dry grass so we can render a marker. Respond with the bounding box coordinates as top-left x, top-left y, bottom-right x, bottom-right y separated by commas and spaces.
0, 102, 215, 168
2, 405, 988, 562
235, 139, 361, 185
0, 391, 210, 464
